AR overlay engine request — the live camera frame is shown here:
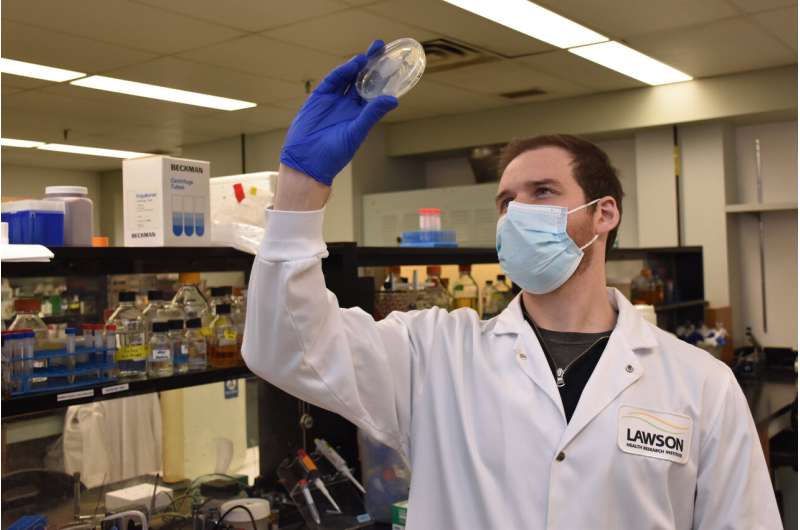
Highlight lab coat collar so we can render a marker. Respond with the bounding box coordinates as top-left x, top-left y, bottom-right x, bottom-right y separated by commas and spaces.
491, 287, 659, 353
